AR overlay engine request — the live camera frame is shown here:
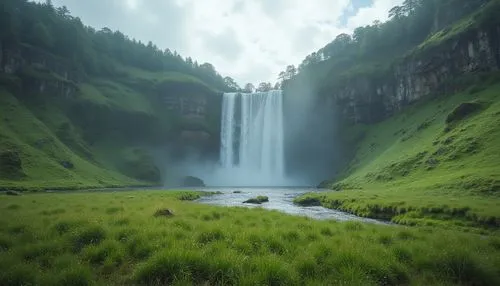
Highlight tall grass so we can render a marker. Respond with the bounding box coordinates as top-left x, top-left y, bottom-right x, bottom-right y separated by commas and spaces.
0, 190, 499, 285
